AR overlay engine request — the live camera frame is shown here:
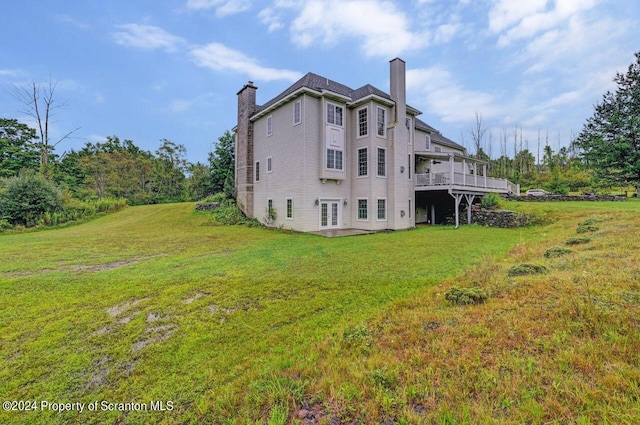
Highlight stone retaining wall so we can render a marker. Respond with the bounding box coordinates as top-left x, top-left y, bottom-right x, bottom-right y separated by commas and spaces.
505, 194, 626, 202
471, 210, 536, 228
195, 202, 221, 211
